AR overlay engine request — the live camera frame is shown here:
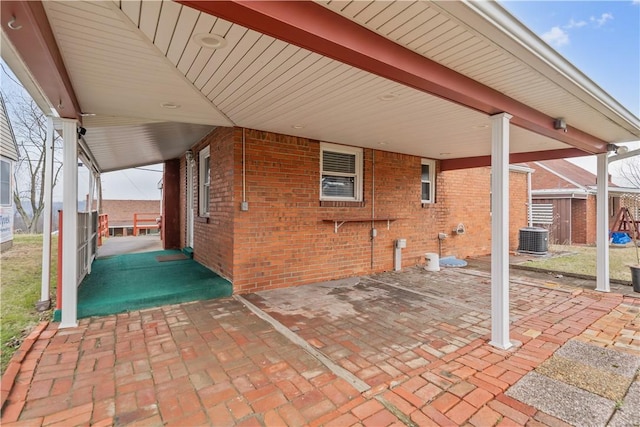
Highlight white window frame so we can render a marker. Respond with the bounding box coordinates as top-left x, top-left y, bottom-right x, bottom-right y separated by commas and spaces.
421, 159, 435, 204
0, 159, 11, 207
199, 146, 210, 217
320, 142, 363, 202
